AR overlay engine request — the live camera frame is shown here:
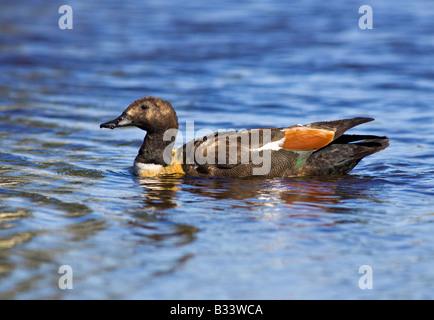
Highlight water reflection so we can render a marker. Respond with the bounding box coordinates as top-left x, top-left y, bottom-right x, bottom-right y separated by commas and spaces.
127, 176, 198, 247
132, 174, 385, 236
136, 175, 182, 211
179, 175, 377, 213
